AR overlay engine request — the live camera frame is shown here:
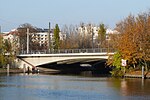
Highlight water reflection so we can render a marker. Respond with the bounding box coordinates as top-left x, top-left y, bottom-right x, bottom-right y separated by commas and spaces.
0, 72, 150, 100
107, 77, 150, 98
